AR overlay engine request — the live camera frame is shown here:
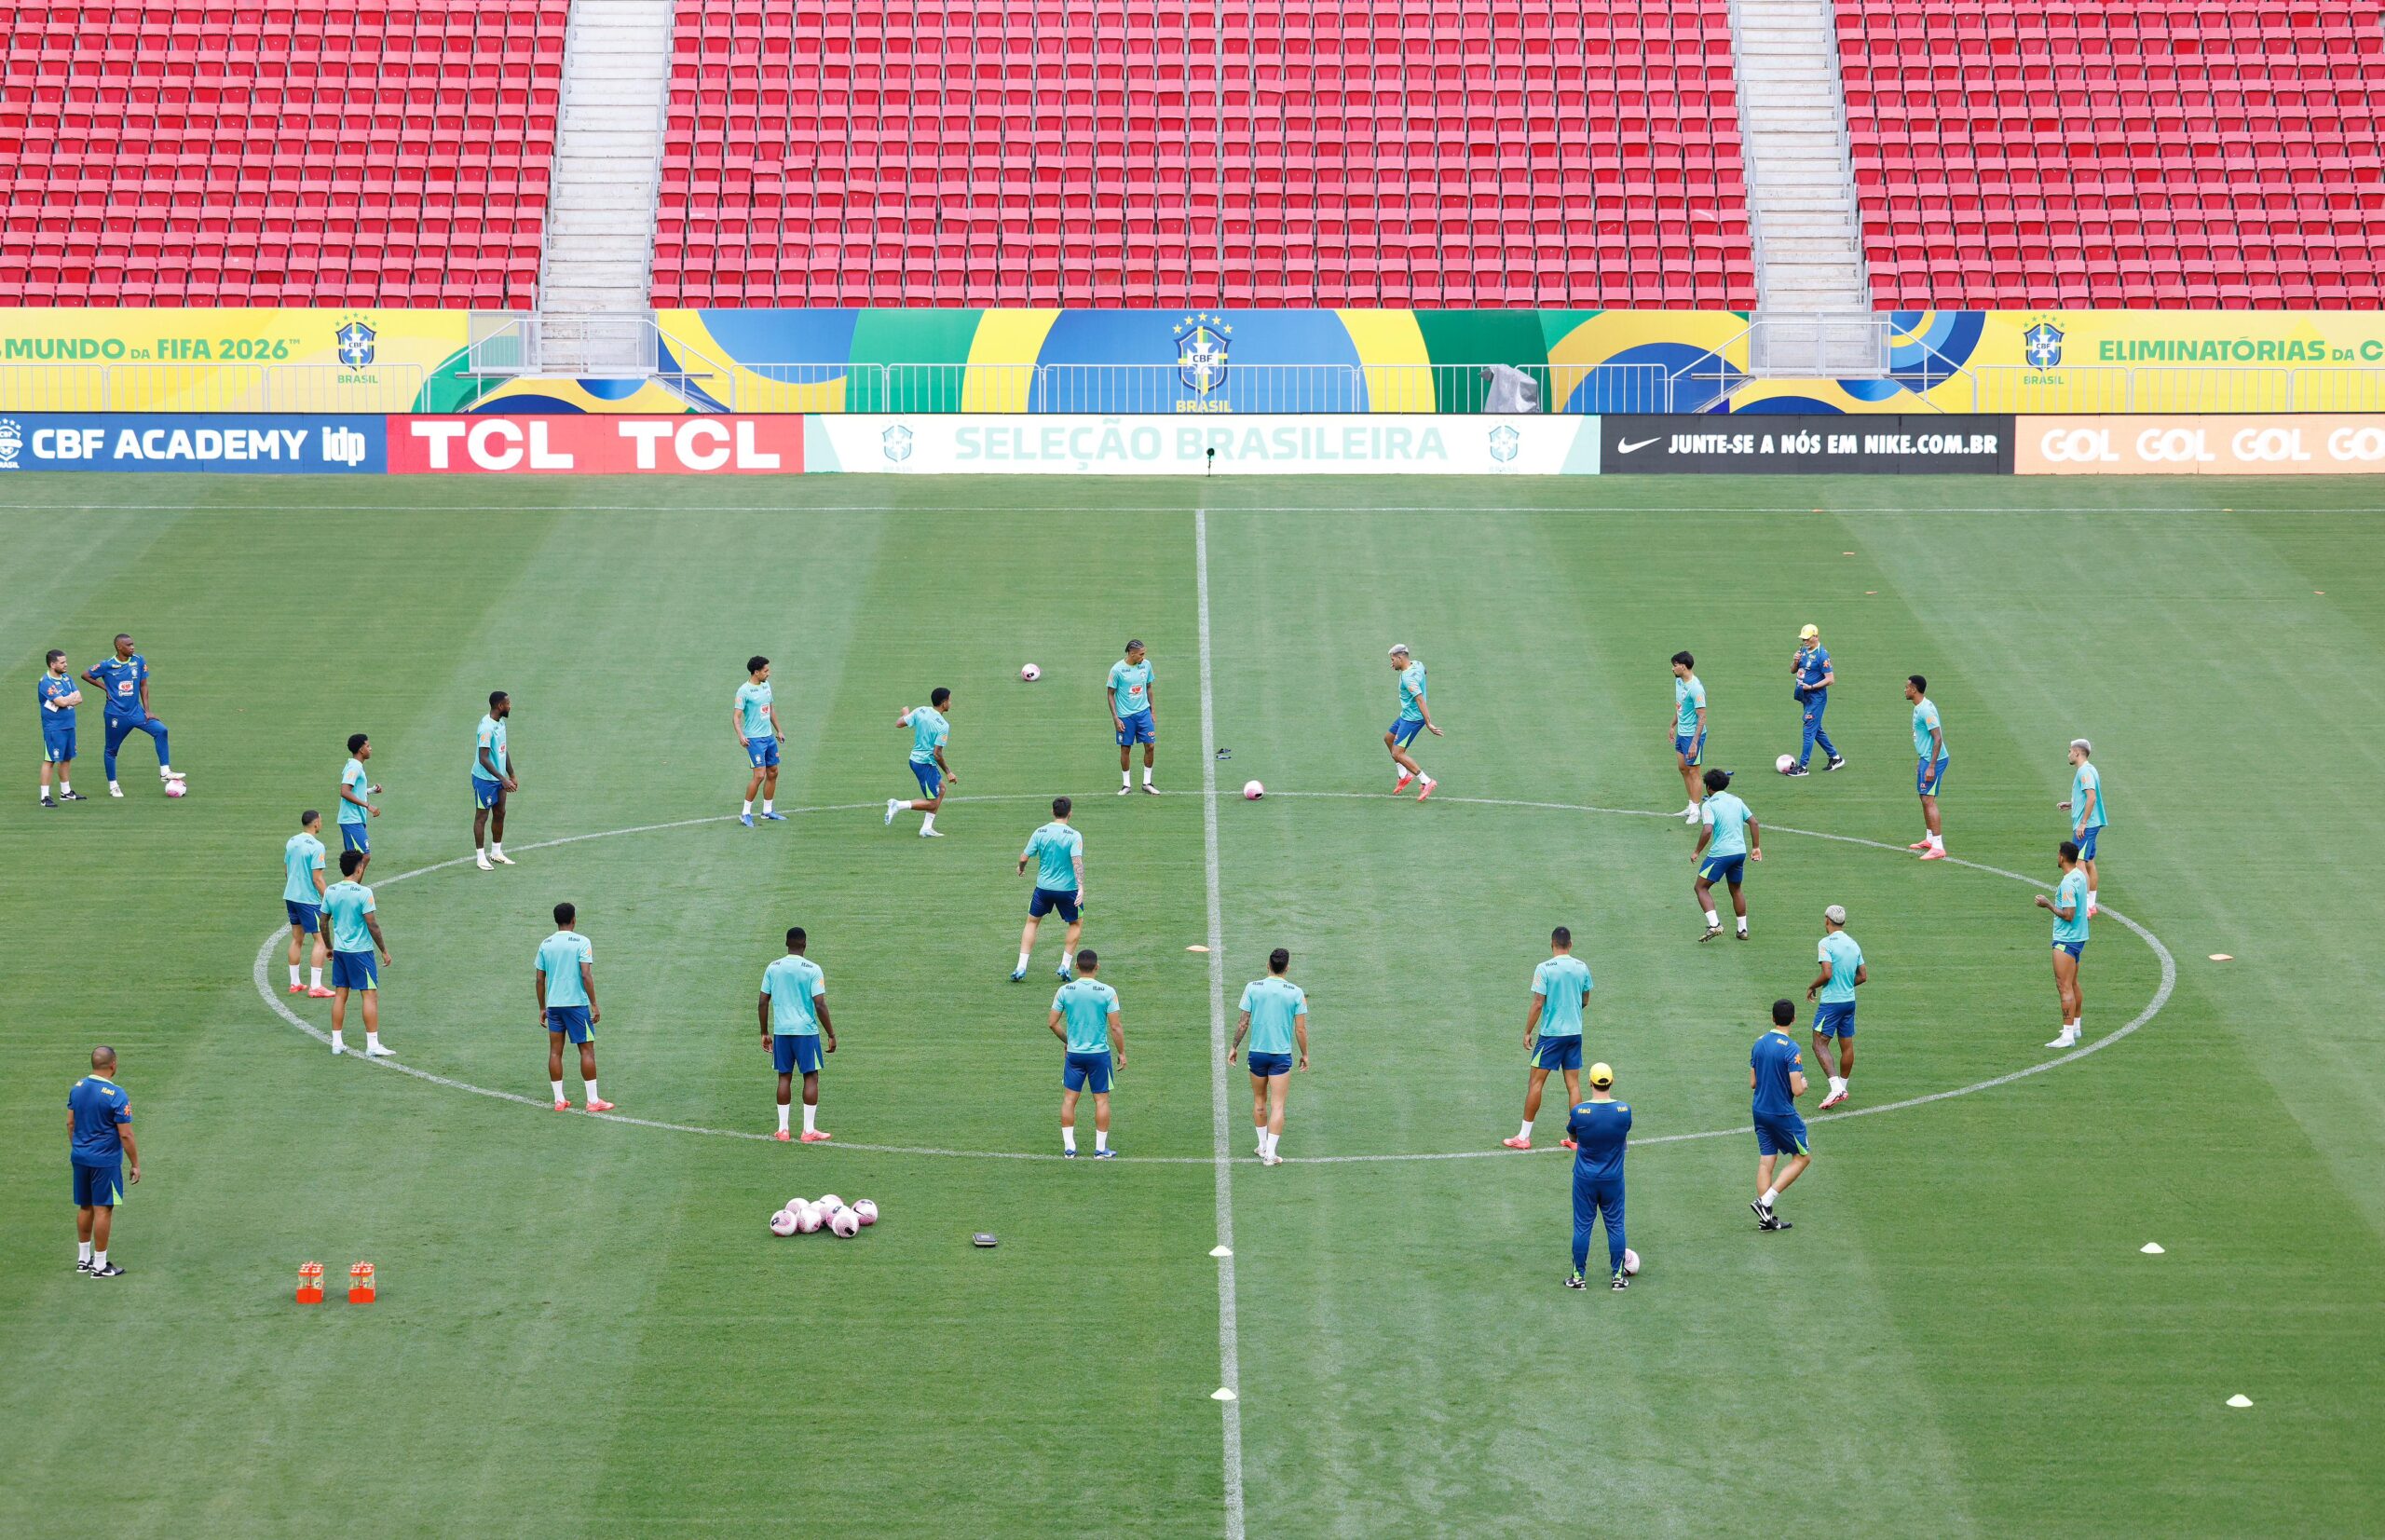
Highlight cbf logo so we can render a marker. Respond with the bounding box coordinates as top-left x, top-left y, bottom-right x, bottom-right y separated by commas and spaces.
1172, 312, 1232, 396
881, 424, 914, 463
2023, 320, 2065, 370
335, 317, 377, 368
0, 417, 20, 470
1487, 424, 1520, 463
